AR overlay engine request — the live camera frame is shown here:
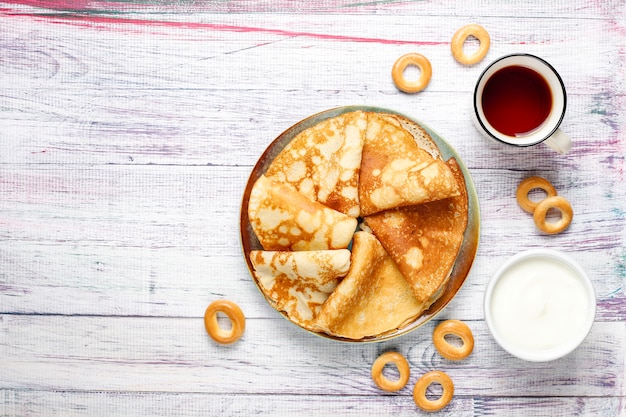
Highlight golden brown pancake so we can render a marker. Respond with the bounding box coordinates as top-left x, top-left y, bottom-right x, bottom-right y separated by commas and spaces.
248, 175, 358, 251
364, 158, 468, 307
358, 113, 460, 216
250, 250, 351, 331
313, 231, 425, 339
265, 111, 367, 218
